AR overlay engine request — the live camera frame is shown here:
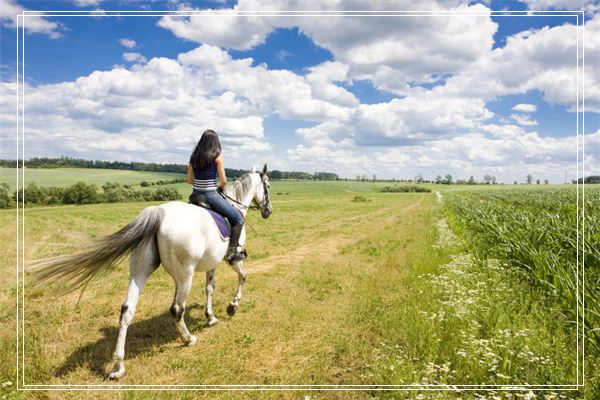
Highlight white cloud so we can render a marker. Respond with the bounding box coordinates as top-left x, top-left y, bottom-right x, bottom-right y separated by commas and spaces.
305, 61, 358, 108
512, 103, 537, 112
123, 52, 148, 63
353, 93, 493, 143
0, 0, 62, 38
0, 54, 276, 164
521, 0, 600, 15
119, 38, 137, 48
157, 8, 274, 50
440, 14, 600, 111
73, 0, 102, 6
510, 113, 538, 126
283, 125, 591, 182
3, 2, 597, 182
177, 45, 354, 122
157, 1, 498, 93
370, 125, 587, 182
